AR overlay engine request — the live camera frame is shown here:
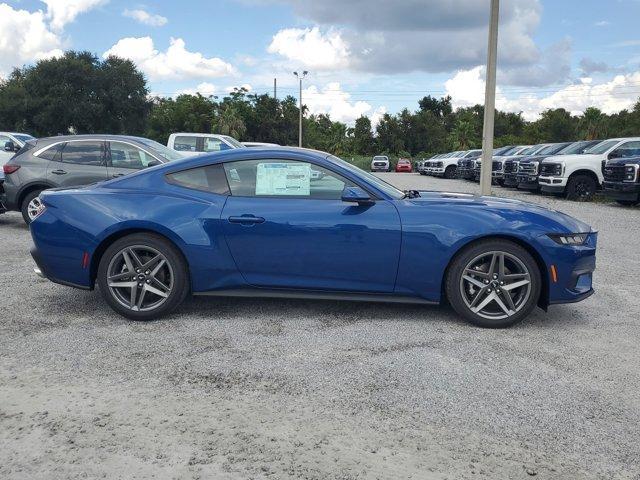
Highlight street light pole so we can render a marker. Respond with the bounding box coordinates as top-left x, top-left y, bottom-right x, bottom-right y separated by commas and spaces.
479, 0, 500, 196
293, 70, 308, 148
